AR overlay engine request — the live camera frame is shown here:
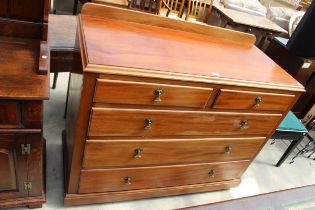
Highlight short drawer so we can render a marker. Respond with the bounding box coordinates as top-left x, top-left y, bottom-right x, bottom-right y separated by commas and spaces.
83, 137, 265, 168
79, 160, 250, 193
88, 108, 282, 137
213, 89, 295, 111
94, 79, 212, 108
0, 101, 21, 128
